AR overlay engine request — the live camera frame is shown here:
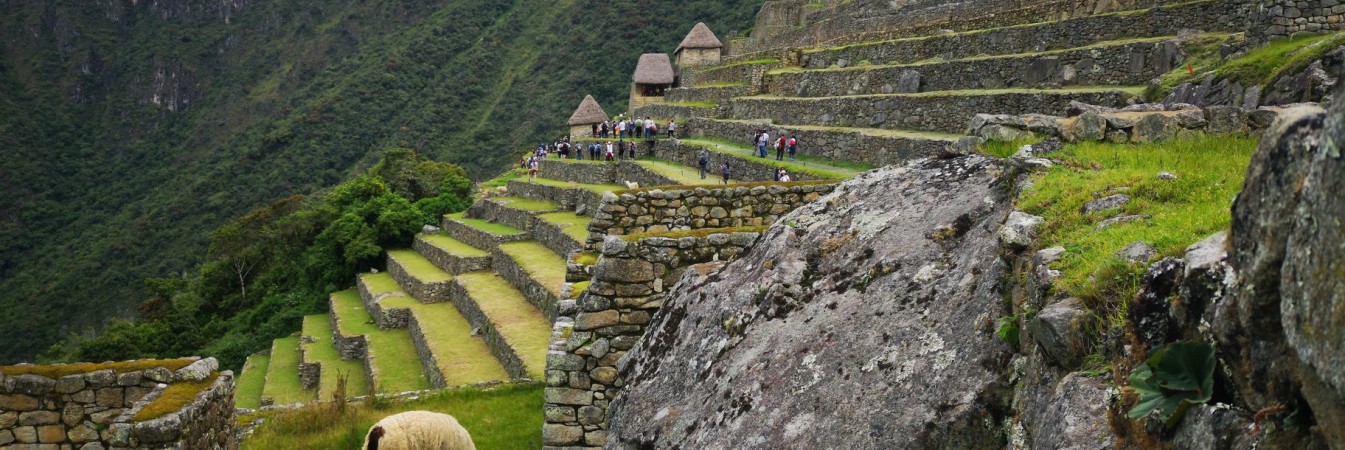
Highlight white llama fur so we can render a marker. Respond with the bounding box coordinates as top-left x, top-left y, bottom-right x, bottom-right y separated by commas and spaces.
362, 411, 476, 450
